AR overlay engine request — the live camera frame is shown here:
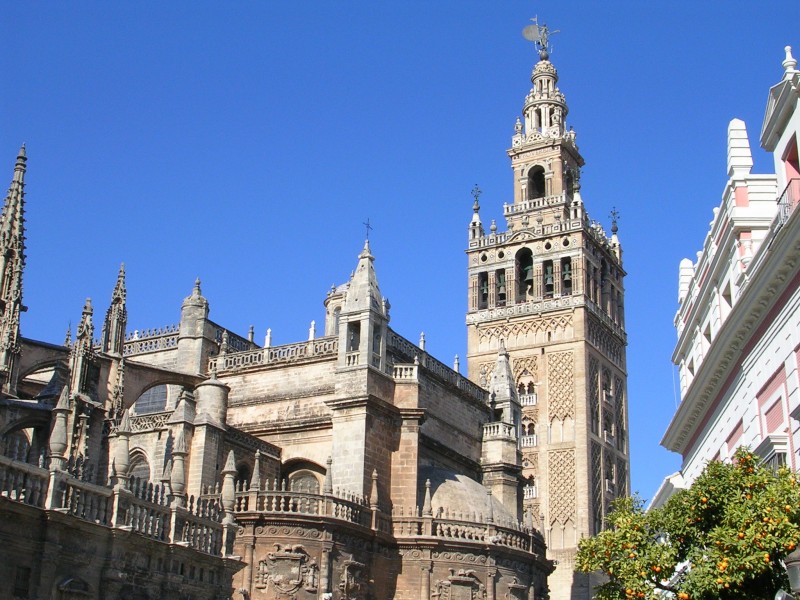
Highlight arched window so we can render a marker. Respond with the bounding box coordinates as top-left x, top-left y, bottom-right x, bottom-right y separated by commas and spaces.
236, 463, 251, 488
527, 166, 546, 200
128, 451, 151, 483
132, 385, 168, 415
516, 248, 534, 302
288, 470, 321, 493
333, 307, 341, 336
565, 169, 574, 198
542, 260, 554, 298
